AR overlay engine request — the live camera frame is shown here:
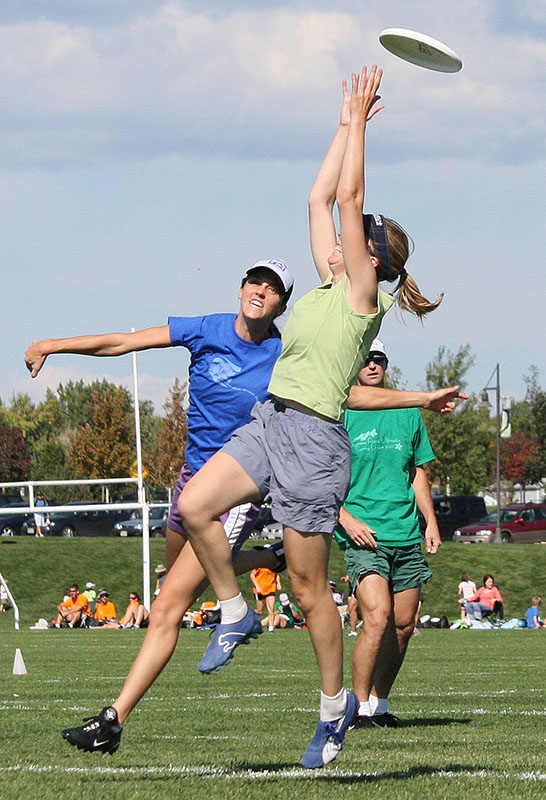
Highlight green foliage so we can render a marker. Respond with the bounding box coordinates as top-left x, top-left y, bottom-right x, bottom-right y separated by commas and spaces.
422, 345, 490, 494
424, 344, 474, 392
